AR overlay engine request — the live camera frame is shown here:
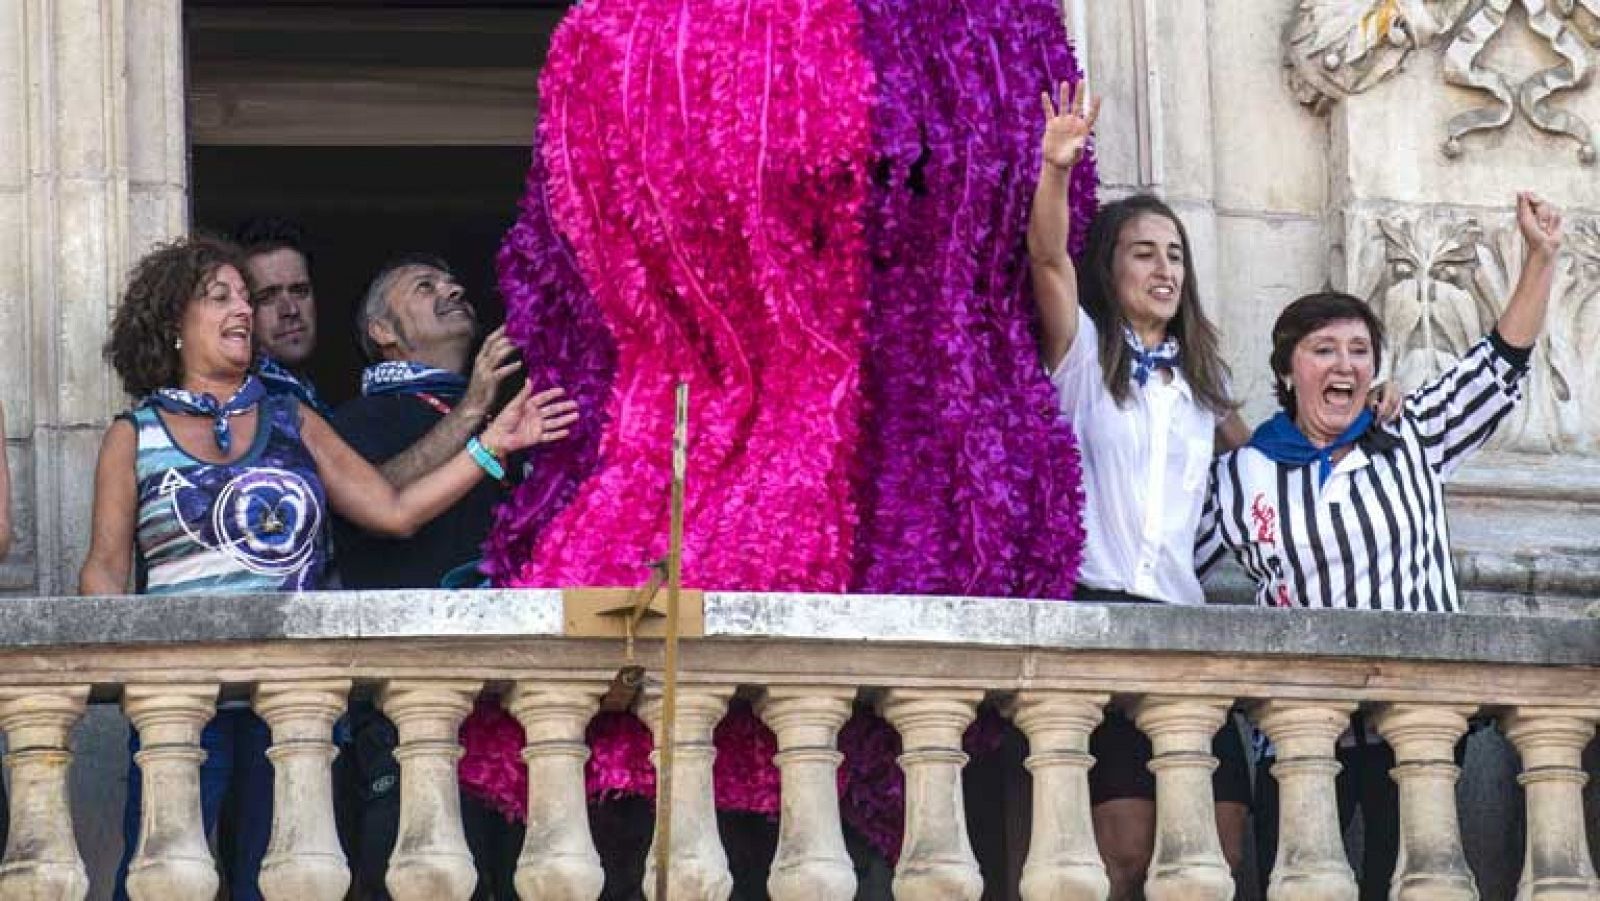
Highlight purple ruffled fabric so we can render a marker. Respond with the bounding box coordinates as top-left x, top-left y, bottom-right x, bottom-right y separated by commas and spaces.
482, 138, 617, 582
848, 0, 1093, 599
